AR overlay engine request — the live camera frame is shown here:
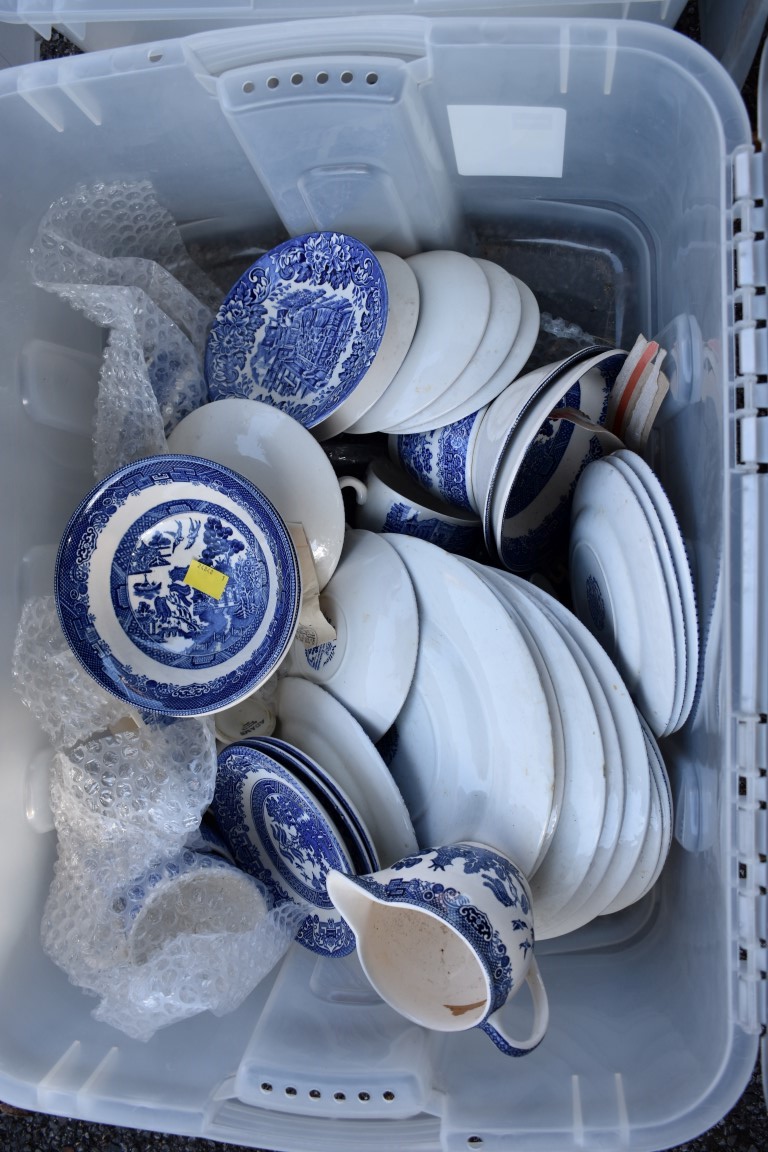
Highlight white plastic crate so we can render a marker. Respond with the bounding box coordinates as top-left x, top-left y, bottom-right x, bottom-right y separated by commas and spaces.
0, 14, 764, 1151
